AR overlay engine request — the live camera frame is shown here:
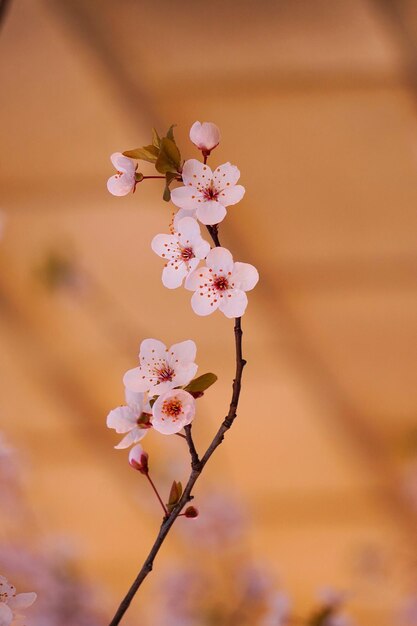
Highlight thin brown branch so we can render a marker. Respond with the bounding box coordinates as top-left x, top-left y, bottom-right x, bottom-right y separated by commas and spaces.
108, 225, 246, 626
184, 423, 200, 470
